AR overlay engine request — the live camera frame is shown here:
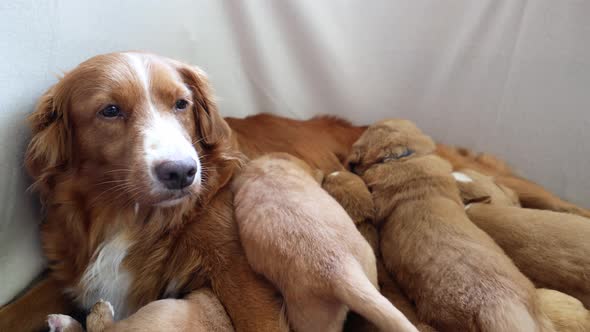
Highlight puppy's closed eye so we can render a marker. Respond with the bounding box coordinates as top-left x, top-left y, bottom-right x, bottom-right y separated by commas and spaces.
382, 149, 414, 162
